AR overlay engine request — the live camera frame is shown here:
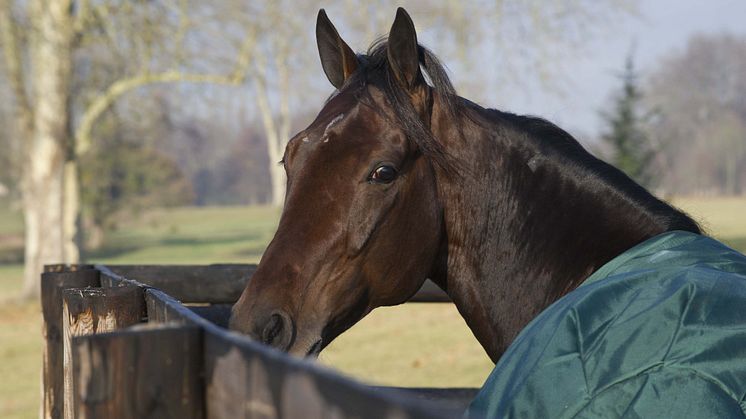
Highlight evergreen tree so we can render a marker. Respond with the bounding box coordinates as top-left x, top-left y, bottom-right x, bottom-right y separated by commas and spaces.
601, 54, 655, 188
